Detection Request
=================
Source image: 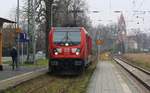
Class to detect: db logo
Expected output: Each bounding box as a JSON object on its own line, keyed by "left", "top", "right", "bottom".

{"left": 64, "top": 48, "right": 70, "bottom": 52}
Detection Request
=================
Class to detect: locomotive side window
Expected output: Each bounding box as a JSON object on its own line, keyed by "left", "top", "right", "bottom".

{"left": 86, "top": 35, "right": 90, "bottom": 50}
{"left": 53, "top": 31, "right": 81, "bottom": 46}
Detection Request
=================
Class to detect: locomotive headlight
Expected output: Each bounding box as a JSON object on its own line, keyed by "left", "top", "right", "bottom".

{"left": 76, "top": 52, "right": 80, "bottom": 55}
{"left": 54, "top": 52, "right": 58, "bottom": 55}
{"left": 53, "top": 48, "right": 61, "bottom": 55}
{"left": 75, "top": 48, "right": 80, "bottom": 55}
{"left": 65, "top": 43, "right": 69, "bottom": 46}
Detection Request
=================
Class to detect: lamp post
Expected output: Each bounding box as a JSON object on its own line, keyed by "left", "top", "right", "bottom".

{"left": 95, "top": 30, "right": 99, "bottom": 61}
{"left": 17, "top": 0, "right": 20, "bottom": 64}
{"left": 33, "top": 0, "right": 37, "bottom": 63}
{"left": 51, "top": 3, "right": 57, "bottom": 27}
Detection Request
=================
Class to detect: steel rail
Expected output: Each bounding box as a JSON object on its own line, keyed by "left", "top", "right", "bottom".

{"left": 112, "top": 56, "right": 150, "bottom": 91}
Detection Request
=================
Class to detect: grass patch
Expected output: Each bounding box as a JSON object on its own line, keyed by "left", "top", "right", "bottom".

{"left": 22, "top": 59, "right": 48, "bottom": 67}
{"left": 123, "top": 53, "right": 150, "bottom": 71}
{"left": 3, "top": 59, "right": 97, "bottom": 93}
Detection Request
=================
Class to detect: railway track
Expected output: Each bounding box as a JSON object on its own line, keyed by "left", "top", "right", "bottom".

{"left": 113, "top": 56, "right": 150, "bottom": 91}
{"left": 0, "top": 57, "right": 97, "bottom": 93}
{"left": 26, "top": 78, "right": 55, "bottom": 93}
{"left": 2, "top": 64, "right": 96, "bottom": 93}
{"left": 58, "top": 78, "right": 75, "bottom": 93}
{"left": 117, "top": 56, "right": 150, "bottom": 75}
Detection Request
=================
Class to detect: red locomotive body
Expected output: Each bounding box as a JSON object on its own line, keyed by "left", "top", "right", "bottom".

{"left": 48, "top": 27, "right": 92, "bottom": 73}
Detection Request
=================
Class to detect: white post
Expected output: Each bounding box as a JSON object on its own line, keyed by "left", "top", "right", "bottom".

{"left": 51, "top": 5, "right": 53, "bottom": 27}
{"left": 17, "top": 0, "right": 20, "bottom": 64}
{"left": 97, "top": 45, "right": 99, "bottom": 61}
{"left": 21, "top": 43, "right": 23, "bottom": 64}
{"left": 26, "top": 42, "right": 28, "bottom": 61}
{"left": 33, "top": 0, "right": 37, "bottom": 63}
{"left": 51, "top": 3, "right": 57, "bottom": 27}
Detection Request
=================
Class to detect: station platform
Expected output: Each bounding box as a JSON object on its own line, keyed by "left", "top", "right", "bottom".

{"left": 0, "top": 64, "right": 47, "bottom": 91}
{"left": 0, "top": 56, "right": 46, "bottom": 81}
{"left": 87, "top": 61, "right": 147, "bottom": 93}
{"left": 0, "top": 64, "right": 46, "bottom": 81}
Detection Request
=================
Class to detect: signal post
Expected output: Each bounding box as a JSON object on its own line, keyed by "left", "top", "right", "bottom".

{"left": 96, "top": 39, "right": 104, "bottom": 61}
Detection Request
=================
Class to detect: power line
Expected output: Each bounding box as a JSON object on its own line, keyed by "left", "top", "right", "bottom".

{"left": 137, "top": 0, "right": 145, "bottom": 10}
{"left": 131, "top": 0, "right": 136, "bottom": 9}
{"left": 132, "top": 0, "right": 146, "bottom": 16}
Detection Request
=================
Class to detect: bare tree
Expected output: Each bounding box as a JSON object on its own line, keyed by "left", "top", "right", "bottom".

{"left": 22, "top": 0, "right": 92, "bottom": 59}
{"left": 95, "top": 24, "right": 119, "bottom": 52}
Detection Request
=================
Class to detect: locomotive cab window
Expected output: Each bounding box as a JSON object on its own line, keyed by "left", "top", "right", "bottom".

{"left": 53, "top": 31, "right": 81, "bottom": 46}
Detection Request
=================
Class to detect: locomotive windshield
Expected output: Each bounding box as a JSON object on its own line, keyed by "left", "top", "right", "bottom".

{"left": 53, "top": 31, "right": 81, "bottom": 46}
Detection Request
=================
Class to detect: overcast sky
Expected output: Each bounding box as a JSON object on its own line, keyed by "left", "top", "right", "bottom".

{"left": 0, "top": 0, "right": 150, "bottom": 32}
{"left": 86, "top": 0, "right": 150, "bottom": 31}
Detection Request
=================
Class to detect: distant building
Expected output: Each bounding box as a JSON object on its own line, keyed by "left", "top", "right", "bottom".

{"left": 126, "top": 33, "right": 150, "bottom": 52}
{"left": 128, "top": 39, "right": 138, "bottom": 50}
{"left": 126, "top": 35, "right": 137, "bottom": 50}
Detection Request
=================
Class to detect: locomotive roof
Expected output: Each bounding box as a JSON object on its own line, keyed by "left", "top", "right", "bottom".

{"left": 55, "top": 27, "right": 81, "bottom": 32}
{"left": 54, "top": 27, "right": 90, "bottom": 36}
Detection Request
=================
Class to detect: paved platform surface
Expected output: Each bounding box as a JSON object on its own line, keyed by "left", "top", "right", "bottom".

{"left": 0, "top": 64, "right": 45, "bottom": 81}
{"left": 87, "top": 61, "right": 141, "bottom": 93}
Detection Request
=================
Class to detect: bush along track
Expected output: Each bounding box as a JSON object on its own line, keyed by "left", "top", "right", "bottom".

{"left": 3, "top": 59, "right": 97, "bottom": 93}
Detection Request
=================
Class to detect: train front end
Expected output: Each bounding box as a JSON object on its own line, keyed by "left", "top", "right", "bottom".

{"left": 49, "top": 27, "right": 86, "bottom": 73}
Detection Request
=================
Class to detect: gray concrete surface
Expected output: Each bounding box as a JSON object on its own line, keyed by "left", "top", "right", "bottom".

{"left": 0, "top": 54, "right": 46, "bottom": 81}
{"left": 87, "top": 61, "right": 133, "bottom": 93}
{"left": 0, "top": 67, "right": 47, "bottom": 90}
{"left": 0, "top": 64, "right": 47, "bottom": 81}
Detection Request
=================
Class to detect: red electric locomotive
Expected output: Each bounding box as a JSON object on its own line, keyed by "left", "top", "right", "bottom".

{"left": 48, "top": 27, "right": 92, "bottom": 73}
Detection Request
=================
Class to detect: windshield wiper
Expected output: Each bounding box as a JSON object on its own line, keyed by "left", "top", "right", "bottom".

{"left": 59, "top": 32, "right": 74, "bottom": 45}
